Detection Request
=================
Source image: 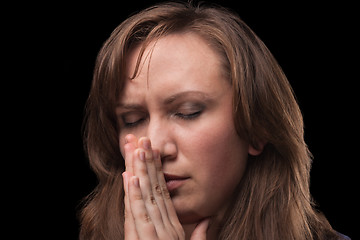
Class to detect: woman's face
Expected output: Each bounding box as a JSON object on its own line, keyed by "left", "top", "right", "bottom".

{"left": 117, "top": 33, "right": 257, "bottom": 224}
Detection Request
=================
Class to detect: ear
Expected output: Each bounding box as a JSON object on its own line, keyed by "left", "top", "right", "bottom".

{"left": 248, "top": 141, "right": 266, "bottom": 156}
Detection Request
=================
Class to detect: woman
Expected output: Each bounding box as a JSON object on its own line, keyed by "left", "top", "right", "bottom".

{"left": 80, "top": 1, "right": 350, "bottom": 239}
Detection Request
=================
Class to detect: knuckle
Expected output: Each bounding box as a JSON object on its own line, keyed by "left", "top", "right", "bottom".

{"left": 161, "top": 185, "right": 171, "bottom": 199}
{"left": 154, "top": 184, "right": 162, "bottom": 195}
{"left": 143, "top": 213, "right": 151, "bottom": 223}
{"left": 149, "top": 194, "right": 156, "bottom": 205}
{"left": 133, "top": 192, "right": 143, "bottom": 201}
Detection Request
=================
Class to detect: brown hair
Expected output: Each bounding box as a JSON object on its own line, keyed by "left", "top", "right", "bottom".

{"left": 80, "top": 1, "right": 340, "bottom": 239}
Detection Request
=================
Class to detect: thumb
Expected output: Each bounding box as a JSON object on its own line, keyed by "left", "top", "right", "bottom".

{"left": 190, "top": 218, "right": 210, "bottom": 240}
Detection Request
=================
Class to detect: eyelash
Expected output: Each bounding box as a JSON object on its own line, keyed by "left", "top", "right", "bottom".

{"left": 121, "top": 110, "right": 202, "bottom": 129}
{"left": 174, "top": 110, "right": 202, "bottom": 120}
{"left": 123, "top": 119, "right": 145, "bottom": 128}
{"left": 121, "top": 116, "right": 146, "bottom": 129}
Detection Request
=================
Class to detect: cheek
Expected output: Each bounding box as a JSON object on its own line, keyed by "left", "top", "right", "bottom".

{"left": 181, "top": 115, "right": 249, "bottom": 184}
{"left": 176, "top": 116, "right": 249, "bottom": 218}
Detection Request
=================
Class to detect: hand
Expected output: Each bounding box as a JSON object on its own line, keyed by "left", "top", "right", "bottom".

{"left": 122, "top": 135, "right": 210, "bottom": 239}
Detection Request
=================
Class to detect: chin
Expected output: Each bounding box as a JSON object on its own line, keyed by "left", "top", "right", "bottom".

{"left": 173, "top": 199, "right": 209, "bottom": 224}
{"left": 178, "top": 212, "right": 206, "bottom": 225}
{"left": 171, "top": 190, "right": 219, "bottom": 224}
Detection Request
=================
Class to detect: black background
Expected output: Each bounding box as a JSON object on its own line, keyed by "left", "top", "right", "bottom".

{"left": 14, "top": 1, "right": 357, "bottom": 239}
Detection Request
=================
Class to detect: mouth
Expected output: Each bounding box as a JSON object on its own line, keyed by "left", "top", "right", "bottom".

{"left": 163, "top": 173, "right": 189, "bottom": 192}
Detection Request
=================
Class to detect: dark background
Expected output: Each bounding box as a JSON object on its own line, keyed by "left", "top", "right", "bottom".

{"left": 19, "top": 1, "right": 356, "bottom": 239}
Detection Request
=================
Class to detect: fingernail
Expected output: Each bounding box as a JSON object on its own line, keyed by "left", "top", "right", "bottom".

{"left": 122, "top": 172, "right": 128, "bottom": 185}
{"left": 125, "top": 135, "right": 131, "bottom": 144}
{"left": 142, "top": 138, "right": 151, "bottom": 150}
{"left": 139, "top": 150, "right": 145, "bottom": 161}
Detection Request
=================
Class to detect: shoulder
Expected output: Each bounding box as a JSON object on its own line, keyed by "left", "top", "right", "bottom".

{"left": 337, "top": 232, "right": 351, "bottom": 240}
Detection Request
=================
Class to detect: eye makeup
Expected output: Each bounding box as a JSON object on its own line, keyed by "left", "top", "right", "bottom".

{"left": 172, "top": 102, "right": 205, "bottom": 120}
{"left": 116, "top": 90, "right": 214, "bottom": 128}
{"left": 119, "top": 111, "right": 147, "bottom": 128}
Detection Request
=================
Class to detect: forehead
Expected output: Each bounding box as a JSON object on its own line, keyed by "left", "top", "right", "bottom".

{"left": 119, "top": 33, "right": 229, "bottom": 104}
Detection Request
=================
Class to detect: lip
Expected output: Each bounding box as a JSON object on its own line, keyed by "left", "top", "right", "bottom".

{"left": 164, "top": 173, "right": 189, "bottom": 192}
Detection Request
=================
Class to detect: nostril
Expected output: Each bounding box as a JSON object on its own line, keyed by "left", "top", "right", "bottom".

{"left": 161, "top": 153, "right": 177, "bottom": 163}
{"left": 159, "top": 142, "right": 177, "bottom": 162}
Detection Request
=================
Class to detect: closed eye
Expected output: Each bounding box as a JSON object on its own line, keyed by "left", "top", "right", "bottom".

{"left": 175, "top": 110, "right": 202, "bottom": 120}
{"left": 119, "top": 112, "right": 147, "bottom": 128}
{"left": 123, "top": 117, "right": 146, "bottom": 128}
{"left": 173, "top": 102, "right": 205, "bottom": 120}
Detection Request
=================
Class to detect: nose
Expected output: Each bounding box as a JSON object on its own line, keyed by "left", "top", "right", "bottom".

{"left": 146, "top": 117, "right": 177, "bottom": 162}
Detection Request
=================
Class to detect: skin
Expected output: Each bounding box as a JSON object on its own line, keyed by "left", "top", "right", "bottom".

{"left": 117, "top": 33, "right": 262, "bottom": 239}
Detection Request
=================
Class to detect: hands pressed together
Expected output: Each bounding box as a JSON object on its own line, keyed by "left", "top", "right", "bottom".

{"left": 122, "top": 134, "right": 210, "bottom": 240}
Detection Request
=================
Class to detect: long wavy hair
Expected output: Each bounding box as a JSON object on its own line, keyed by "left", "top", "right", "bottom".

{"left": 80, "top": 1, "right": 340, "bottom": 239}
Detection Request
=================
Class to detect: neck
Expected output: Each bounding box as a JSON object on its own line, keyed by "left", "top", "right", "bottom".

{"left": 182, "top": 217, "right": 221, "bottom": 240}
{"left": 181, "top": 193, "right": 235, "bottom": 239}
{"left": 183, "top": 223, "right": 197, "bottom": 240}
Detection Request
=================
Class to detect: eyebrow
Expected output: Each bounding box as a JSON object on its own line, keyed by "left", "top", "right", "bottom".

{"left": 116, "top": 91, "right": 212, "bottom": 110}
{"left": 163, "top": 91, "right": 212, "bottom": 105}
{"left": 116, "top": 103, "right": 143, "bottom": 110}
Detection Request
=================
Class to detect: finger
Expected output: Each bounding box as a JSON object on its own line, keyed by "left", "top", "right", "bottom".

{"left": 122, "top": 172, "right": 139, "bottom": 240}
{"left": 125, "top": 134, "right": 138, "bottom": 148}
{"left": 138, "top": 138, "right": 178, "bottom": 236}
{"left": 154, "top": 152, "right": 184, "bottom": 236}
{"left": 128, "top": 176, "right": 158, "bottom": 239}
{"left": 190, "top": 218, "right": 210, "bottom": 240}
{"left": 124, "top": 134, "right": 138, "bottom": 173}
{"left": 132, "top": 147, "right": 166, "bottom": 234}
